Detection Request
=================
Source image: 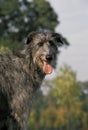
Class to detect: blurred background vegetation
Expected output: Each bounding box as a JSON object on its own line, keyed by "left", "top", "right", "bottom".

{"left": 28, "top": 65, "right": 88, "bottom": 130}
{"left": 0, "top": 0, "right": 58, "bottom": 51}
{"left": 0, "top": 0, "right": 88, "bottom": 130}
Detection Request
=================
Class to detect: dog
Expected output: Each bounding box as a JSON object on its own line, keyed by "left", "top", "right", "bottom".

{"left": 0, "top": 31, "right": 69, "bottom": 130}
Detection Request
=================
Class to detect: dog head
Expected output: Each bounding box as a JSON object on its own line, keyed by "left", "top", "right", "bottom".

{"left": 25, "top": 31, "right": 69, "bottom": 75}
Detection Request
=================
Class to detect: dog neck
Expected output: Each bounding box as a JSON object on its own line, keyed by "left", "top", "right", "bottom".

{"left": 20, "top": 47, "right": 46, "bottom": 92}
{"left": 28, "top": 58, "right": 45, "bottom": 92}
{"left": 20, "top": 50, "right": 45, "bottom": 92}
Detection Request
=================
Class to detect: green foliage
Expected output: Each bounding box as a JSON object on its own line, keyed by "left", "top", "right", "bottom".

{"left": 51, "top": 65, "right": 81, "bottom": 105}
{"left": 0, "top": 0, "right": 61, "bottom": 52}
{"left": 0, "top": 0, "right": 69, "bottom": 52}
{"left": 0, "top": 38, "right": 22, "bottom": 53}
{"left": 0, "top": 0, "right": 19, "bottom": 15}
{"left": 28, "top": 65, "right": 88, "bottom": 130}
{"left": 0, "top": 0, "right": 58, "bottom": 42}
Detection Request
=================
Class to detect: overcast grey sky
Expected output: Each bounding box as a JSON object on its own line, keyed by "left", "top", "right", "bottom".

{"left": 47, "top": 0, "right": 88, "bottom": 81}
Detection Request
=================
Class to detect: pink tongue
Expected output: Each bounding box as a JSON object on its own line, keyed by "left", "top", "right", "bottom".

{"left": 43, "top": 61, "right": 53, "bottom": 74}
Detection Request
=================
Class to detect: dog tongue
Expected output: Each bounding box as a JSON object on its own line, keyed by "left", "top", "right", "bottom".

{"left": 43, "top": 61, "right": 53, "bottom": 74}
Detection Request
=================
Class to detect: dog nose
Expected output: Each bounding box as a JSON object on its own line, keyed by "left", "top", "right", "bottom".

{"left": 46, "top": 54, "right": 53, "bottom": 61}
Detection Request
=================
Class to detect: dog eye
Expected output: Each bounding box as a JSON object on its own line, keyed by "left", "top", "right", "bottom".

{"left": 49, "top": 40, "right": 54, "bottom": 45}
{"left": 38, "top": 42, "right": 43, "bottom": 46}
{"left": 49, "top": 40, "right": 55, "bottom": 47}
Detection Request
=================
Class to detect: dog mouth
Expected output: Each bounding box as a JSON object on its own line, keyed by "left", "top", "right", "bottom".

{"left": 42, "top": 60, "right": 53, "bottom": 74}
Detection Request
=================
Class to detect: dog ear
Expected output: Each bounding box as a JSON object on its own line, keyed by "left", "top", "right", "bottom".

{"left": 51, "top": 33, "right": 69, "bottom": 47}
{"left": 26, "top": 32, "right": 37, "bottom": 44}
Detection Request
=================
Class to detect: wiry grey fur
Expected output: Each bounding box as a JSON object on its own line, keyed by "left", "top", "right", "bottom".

{"left": 0, "top": 31, "right": 69, "bottom": 130}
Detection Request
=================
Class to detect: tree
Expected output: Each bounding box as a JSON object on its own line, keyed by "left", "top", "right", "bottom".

{"left": 0, "top": 0, "right": 69, "bottom": 52}
{"left": 0, "top": 0, "right": 59, "bottom": 42}
{"left": 27, "top": 65, "right": 88, "bottom": 130}
{"left": 46, "top": 65, "right": 84, "bottom": 130}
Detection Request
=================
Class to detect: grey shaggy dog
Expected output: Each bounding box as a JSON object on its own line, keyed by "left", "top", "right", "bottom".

{"left": 0, "top": 31, "right": 69, "bottom": 130}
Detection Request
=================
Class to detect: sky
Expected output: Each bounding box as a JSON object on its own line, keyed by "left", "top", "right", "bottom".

{"left": 47, "top": 0, "right": 88, "bottom": 81}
